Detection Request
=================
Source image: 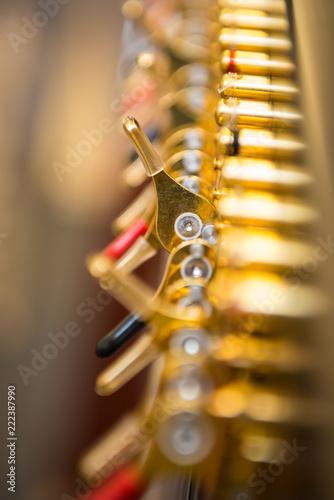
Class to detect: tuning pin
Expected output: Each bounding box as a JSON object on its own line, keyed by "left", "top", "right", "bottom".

{"left": 123, "top": 116, "right": 217, "bottom": 252}
{"left": 209, "top": 268, "right": 327, "bottom": 333}
{"left": 218, "top": 0, "right": 287, "bottom": 15}
{"left": 218, "top": 157, "right": 313, "bottom": 193}
{"left": 218, "top": 127, "right": 306, "bottom": 161}
{"left": 217, "top": 226, "right": 314, "bottom": 272}
{"left": 221, "top": 50, "right": 295, "bottom": 77}
{"left": 219, "top": 9, "right": 289, "bottom": 31}
{"left": 216, "top": 99, "right": 303, "bottom": 129}
{"left": 219, "top": 29, "right": 292, "bottom": 53}
{"left": 219, "top": 74, "right": 299, "bottom": 102}
{"left": 208, "top": 381, "right": 325, "bottom": 427}
{"left": 216, "top": 191, "right": 318, "bottom": 229}
{"left": 212, "top": 334, "right": 314, "bottom": 374}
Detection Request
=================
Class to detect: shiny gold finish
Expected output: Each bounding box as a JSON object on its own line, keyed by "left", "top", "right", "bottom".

{"left": 209, "top": 269, "right": 326, "bottom": 322}
{"left": 123, "top": 116, "right": 216, "bottom": 252}
{"left": 115, "top": 235, "right": 158, "bottom": 275}
{"left": 216, "top": 98, "right": 303, "bottom": 128}
{"left": 221, "top": 50, "right": 295, "bottom": 76}
{"left": 217, "top": 227, "right": 314, "bottom": 270}
{"left": 83, "top": 2, "right": 327, "bottom": 497}
{"left": 218, "top": 0, "right": 287, "bottom": 14}
{"left": 219, "top": 157, "right": 313, "bottom": 191}
{"left": 156, "top": 238, "right": 216, "bottom": 296}
{"left": 212, "top": 334, "right": 313, "bottom": 373}
{"left": 218, "top": 126, "right": 306, "bottom": 160}
{"left": 208, "top": 382, "right": 323, "bottom": 426}
{"left": 217, "top": 191, "right": 318, "bottom": 228}
{"left": 122, "top": 156, "right": 155, "bottom": 188}
{"left": 112, "top": 185, "right": 155, "bottom": 232}
{"left": 166, "top": 150, "right": 215, "bottom": 184}
{"left": 219, "top": 9, "right": 289, "bottom": 31}
{"left": 219, "top": 28, "right": 292, "bottom": 53}
{"left": 87, "top": 254, "right": 154, "bottom": 319}
{"left": 123, "top": 116, "right": 165, "bottom": 177}
{"left": 220, "top": 74, "right": 299, "bottom": 102}
{"left": 95, "top": 335, "right": 159, "bottom": 396}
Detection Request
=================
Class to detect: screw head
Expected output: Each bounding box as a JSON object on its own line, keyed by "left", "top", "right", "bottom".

{"left": 175, "top": 212, "right": 203, "bottom": 240}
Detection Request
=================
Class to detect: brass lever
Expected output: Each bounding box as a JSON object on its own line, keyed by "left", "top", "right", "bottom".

{"left": 123, "top": 116, "right": 217, "bottom": 252}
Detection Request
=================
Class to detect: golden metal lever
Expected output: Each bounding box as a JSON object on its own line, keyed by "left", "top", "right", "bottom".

{"left": 123, "top": 116, "right": 217, "bottom": 252}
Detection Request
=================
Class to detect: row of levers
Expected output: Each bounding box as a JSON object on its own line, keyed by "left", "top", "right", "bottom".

{"left": 82, "top": 1, "right": 327, "bottom": 499}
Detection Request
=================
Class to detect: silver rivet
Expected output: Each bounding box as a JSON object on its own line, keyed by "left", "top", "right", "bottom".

{"left": 175, "top": 213, "right": 202, "bottom": 240}
{"left": 156, "top": 413, "right": 215, "bottom": 466}
{"left": 201, "top": 224, "right": 218, "bottom": 245}
{"left": 170, "top": 328, "right": 209, "bottom": 358}
{"left": 181, "top": 256, "right": 212, "bottom": 281}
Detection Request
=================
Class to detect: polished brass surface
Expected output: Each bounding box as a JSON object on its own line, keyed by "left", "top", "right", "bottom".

{"left": 219, "top": 157, "right": 313, "bottom": 191}
{"left": 218, "top": 0, "right": 287, "bottom": 14}
{"left": 219, "top": 9, "right": 289, "bottom": 31}
{"left": 220, "top": 74, "right": 299, "bottom": 101}
{"left": 221, "top": 50, "right": 295, "bottom": 76}
{"left": 82, "top": 1, "right": 329, "bottom": 498}
{"left": 218, "top": 126, "right": 306, "bottom": 160}
{"left": 216, "top": 98, "right": 303, "bottom": 128}
{"left": 219, "top": 28, "right": 292, "bottom": 53}
{"left": 95, "top": 334, "right": 159, "bottom": 396}
{"left": 123, "top": 116, "right": 217, "bottom": 252}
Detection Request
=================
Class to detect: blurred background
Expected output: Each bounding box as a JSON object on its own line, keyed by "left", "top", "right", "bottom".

{"left": 0, "top": 1, "right": 156, "bottom": 498}
{"left": 1, "top": 1, "right": 334, "bottom": 499}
